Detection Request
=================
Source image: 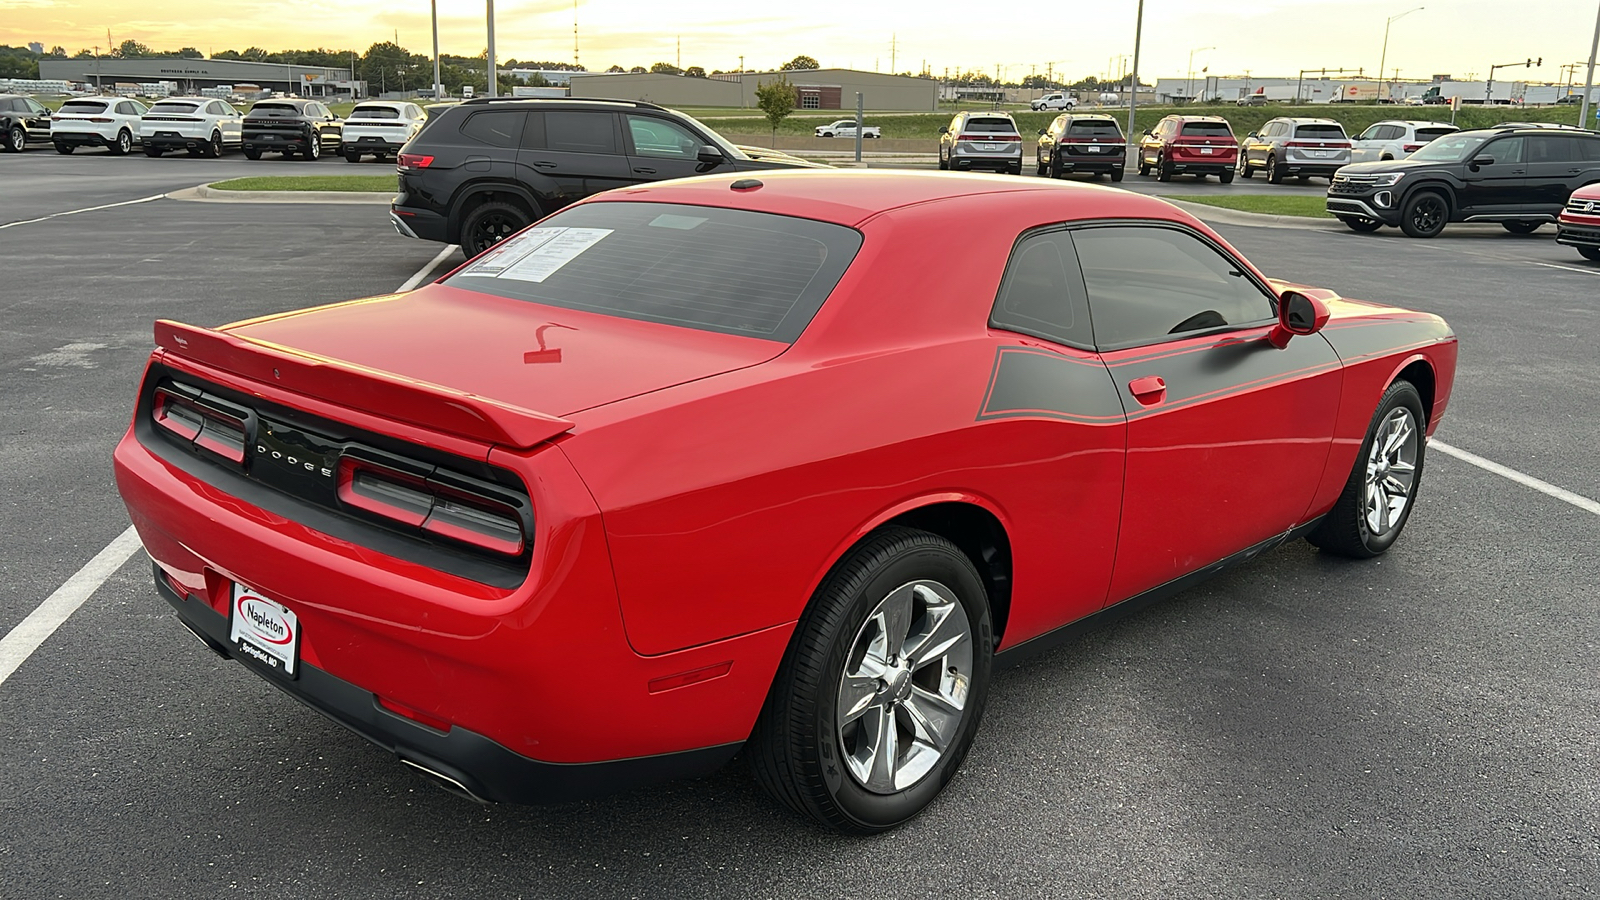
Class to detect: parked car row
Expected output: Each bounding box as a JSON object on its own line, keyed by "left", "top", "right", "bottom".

{"left": 0, "top": 95, "right": 427, "bottom": 162}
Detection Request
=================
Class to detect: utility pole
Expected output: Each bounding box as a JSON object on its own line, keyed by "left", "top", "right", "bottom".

{"left": 1128, "top": 0, "right": 1144, "bottom": 143}
{"left": 1378, "top": 7, "right": 1424, "bottom": 104}
{"left": 573, "top": 0, "right": 580, "bottom": 68}
{"left": 677, "top": 36, "right": 681, "bottom": 72}
{"left": 432, "top": 0, "right": 442, "bottom": 99}
{"left": 487, "top": 0, "right": 497, "bottom": 97}
{"left": 890, "top": 34, "right": 897, "bottom": 74}
{"left": 1582, "top": 1, "right": 1599, "bottom": 130}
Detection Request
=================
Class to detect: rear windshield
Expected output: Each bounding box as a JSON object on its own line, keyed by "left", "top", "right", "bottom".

{"left": 1415, "top": 127, "right": 1456, "bottom": 140}
{"left": 446, "top": 201, "right": 863, "bottom": 343}
{"left": 1294, "top": 124, "right": 1346, "bottom": 139}
{"left": 60, "top": 100, "right": 107, "bottom": 113}
{"left": 250, "top": 103, "right": 298, "bottom": 113}
{"left": 1068, "top": 120, "right": 1122, "bottom": 138}
{"left": 964, "top": 118, "right": 1017, "bottom": 134}
{"left": 352, "top": 105, "right": 402, "bottom": 119}
{"left": 1180, "top": 122, "right": 1233, "bottom": 137}
{"left": 150, "top": 102, "right": 199, "bottom": 114}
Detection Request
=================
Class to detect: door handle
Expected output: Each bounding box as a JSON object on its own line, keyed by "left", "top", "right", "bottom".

{"left": 532, "top": 161, "right": 557, "bottom": 169}
{"left": 632, "top": 166, "right": 657, "bottom": 174}
{"left": 1128, "top": 375, "right": 1167, "bottom": 405}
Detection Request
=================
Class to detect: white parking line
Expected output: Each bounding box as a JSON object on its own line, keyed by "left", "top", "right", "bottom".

{"left": 1530, "top": 262, "right": 1600, "bottom": 277}
{"left": 0, "top": 194, "right": 166, "bottom": 230}
{"left": 1432, "top": 440, "right": 1600, "bottom": 516}
{"left": 0, "top": 248, "right": 465, "bottom": 689}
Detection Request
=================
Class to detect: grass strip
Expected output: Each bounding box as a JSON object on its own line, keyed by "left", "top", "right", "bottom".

{"left": 207, "top": 175, "right": 396, "bottom": 193}
{"left": 1167, "top": 194, "right": 1335, "bottom": 219}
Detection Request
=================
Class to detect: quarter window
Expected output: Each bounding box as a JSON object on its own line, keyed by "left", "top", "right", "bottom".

{"left": 460, "top": 110, "right": 527, "bottom": 148}
{"left": 989, "top": 230, "right": 1094, "bottom": 349}
{"left": 1529, "top": 135, "right": 1575, "bottom": 164}
{"left": 1072, "top": 226, "right": 1276, "bottom": 349}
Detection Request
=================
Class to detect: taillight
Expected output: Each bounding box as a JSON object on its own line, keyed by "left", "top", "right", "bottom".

{"left": 337, "top": 453, "right": 529, "bottom": 557}
{"left": 1287, "top": 141, "right": 1350, "bottom": 148}
{"left": 89, "top": 117, "right": 114, "bottom": 123}
{"left": 957, "top": 134, "right": 1020, "bottom": 142}
{"left": 397, "top": 152, "right": 434, "bottom": 170}
{"left": 1402, "top": 143, "right": 1423, "bottom": 152}
{"left": 152, "top": 384, "right": 249, "bottom": 465}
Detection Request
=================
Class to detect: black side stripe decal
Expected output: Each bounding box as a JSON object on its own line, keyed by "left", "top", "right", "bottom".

{"left": 977, "top": 346, "right": 1126, "bottom": 423}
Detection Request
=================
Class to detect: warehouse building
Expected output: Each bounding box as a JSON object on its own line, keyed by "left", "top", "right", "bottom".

{"left": 38, "top": 57, "right": 357, "bottom": 98}
{"left": 569, "top": 68, "right": 938, "bottom": 111}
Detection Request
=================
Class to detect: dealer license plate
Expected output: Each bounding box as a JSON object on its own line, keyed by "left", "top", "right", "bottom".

{"left": 229, "top": 582, "right": 300, "bottom": 679}
{"left": 1200, "top": 147, "right": 1213, "bottom": 154}
{"left": 1088, "top": 145, "right": 1102, "bottom": 153}
{"left": 982, "top": 143, "right": 998, "bottom": 151}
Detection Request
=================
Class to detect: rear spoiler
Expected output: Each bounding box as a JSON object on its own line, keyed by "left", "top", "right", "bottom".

{"left": 153, "top": 319, "right": 574, "bottom": 450}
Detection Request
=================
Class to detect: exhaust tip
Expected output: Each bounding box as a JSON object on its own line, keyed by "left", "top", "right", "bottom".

{"left": 399, "top": 757, "right": 490, "bottom": 804}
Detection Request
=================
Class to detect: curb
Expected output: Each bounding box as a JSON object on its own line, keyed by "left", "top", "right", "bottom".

{"left": 168, "top": 183, "right": 396, "bottom": 204}
{"left": 1160, "top": 198, "right": 1343, "bottom": 231}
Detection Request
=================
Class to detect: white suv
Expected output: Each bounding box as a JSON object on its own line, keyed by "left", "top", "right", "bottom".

{"left": 1350, "top": 120, "right": 1459, "bottom": 163}
{"left": 139, "top": 97, "right": 243, "bottom": 158}
{"left": 1030, "top": 93, "right": 1078, "bottom": 111}
{"left": 340, "top": 101, "right": 428, "bottom": 163}
{"left": 52, "top": 97, "right": 147, "bottom": 155}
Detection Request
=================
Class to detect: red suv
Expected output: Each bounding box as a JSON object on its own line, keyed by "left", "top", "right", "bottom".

{"left": 1557, "top": 183, "right": 1600, "bottom": 262}
{"left": 1137, "top": 115, "right": 1238, "bottom": 183}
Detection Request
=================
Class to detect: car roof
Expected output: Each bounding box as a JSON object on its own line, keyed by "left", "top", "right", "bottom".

{"left": 579, "top": 169, "right": 1192, "bottom": 229}
{"left": 1065, "top": 114, "right": 1117, "bottom": 121}
{"left": 962, "top": 111, "right": 1015, "bottom": 117}
{"left": 150, "top": 97, "right": 213, "bottom": 103}
{"left": 1171, "top": 115, "right": 1229, "bottom": 122}
{"left": 1276, "top": 117, "right": 1340, "bottom": 125}
{"left": 354, "top": 99, "right": 411, "bottom": 107}
{"left": 1373, "top": 120, "right": 1456, "bottom": 128}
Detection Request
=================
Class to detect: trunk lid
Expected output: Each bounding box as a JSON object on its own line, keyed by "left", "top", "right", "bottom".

{"left": 218, "top": 282, "right": 788, "bottom": 422}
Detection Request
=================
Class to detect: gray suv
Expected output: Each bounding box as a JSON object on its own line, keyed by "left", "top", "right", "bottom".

{"left": 1239, "top": 117, "right": 1352, "bottom": 183}
{"left": 939, "top": 112, "right": 1024, "bottom": 175}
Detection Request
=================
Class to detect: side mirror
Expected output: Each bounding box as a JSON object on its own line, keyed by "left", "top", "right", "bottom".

{"left": 1267, "top": 291, "right": 1330, "bottom": 349}
{"left": 1037, "top": 128, "right": 1047, "bottom": 136}
{"left": 1470, "top": 156, "right": 1495, "bottom": 168}
{"left": 696, "top": 144, "right": 724, "bottom": 166}
{"left": 938, "top": 125, "right": 949, "bottom": 134}
{"left": 1142, "top": 130, "right": 1152, "bottom": 137}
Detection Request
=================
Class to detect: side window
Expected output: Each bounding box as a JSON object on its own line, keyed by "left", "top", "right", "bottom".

{"left": 1529, "top": 135, "right": 1574, "bottom": 164}
{"left": 460, "top": 109, "right": 527, "bottom": 148}
{"left": 1358, "top": 125, "right": 1383, "bottom": 141}
{"left": 1072, "top": 226, "right": 1277, "bottom": 350}
{"left": 1486, "top": 136, "right": 1524, "bottom": 164}
{"left": 989, "top": 230, "right": 1094, "bottom": 349}
{"left": 625, "top": 114, "right": 702, "bottom": 159}
{"left": 1577, "top": 137, "right": 1600, "bottom": 162}
{"left": 545, "top": 110, "right": 618, "bottom": 154}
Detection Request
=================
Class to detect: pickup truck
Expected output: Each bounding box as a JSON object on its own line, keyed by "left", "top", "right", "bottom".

{"left": 814, "top": 120, "right": 881, "bottom": 139}
{"left": 1030, "top": 93, "right": 1078, "bottom": 111}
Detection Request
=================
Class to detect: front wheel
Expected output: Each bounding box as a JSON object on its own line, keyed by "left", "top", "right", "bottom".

{"left": 1239, "top": 156, "right": 1255, "bottom": 178}
{"left": 1339, "top": 216, "right": 1384, "bottom": 233}
{"left": 1307, "top": 381, "right": 1427, "bottom": 558}
{"left": 1501, "top": 221, "right": 1542, "bottom": 234}
{"left": 1156, "top": 154, "right": 1172, "bottom": 182}
{"left": 1266, "top": 154, "right": 1284, "bottom": 184}
{"left": 937, "top": 150, "right": 948, "bottom": 171}
{"left": 1400, "top": 191, "right": 1448, "bottom": 238}
{"left": 459, "top": 200, "right": 532, "bottom": 256}
{"left": 1109, "top": 168, "right": 1123, "bottom": 183}
{"left": 748, "top": 527, "right": 993, "bottom": 834}
{"left": 55, "top": 141, "right": 72, "bottom": 154}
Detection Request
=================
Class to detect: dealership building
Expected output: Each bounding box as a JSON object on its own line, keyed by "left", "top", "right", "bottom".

{"left": 38, "top": 57, "right": 358, "bottom": 97}
{"left": 569, "top": 68, "right": 938, "bottom": 111}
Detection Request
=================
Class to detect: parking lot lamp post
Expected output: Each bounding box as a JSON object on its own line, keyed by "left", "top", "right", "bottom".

{"left": 1378, "top": 7, "right": 1423, "bottom": 103}
{"left": 432, "top": 0, "right": 443, "bottom": 100}
{"left": 1186, "top": 46, "right": 1215, "bottom": 102}
{"left": 487, "top": 0, "right": 498, "bottom": 98}
{"left": 1583, "top": 1, "right": 1600, "bottom": 129}
{"left": 1128, "top": 0, "right": 1144, "bottom": 141}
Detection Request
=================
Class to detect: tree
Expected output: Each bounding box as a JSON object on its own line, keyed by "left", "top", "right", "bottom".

{"left": 606, "top": 64, "right": 625, "bottom": 73}
{"left": 177, "top": 47, "right": 204, "bottom": 59}
{"left": 649, "top": 62, "right": 680, "bottom": 75}
{"left": 755, "top": 76, "right": 795, "bottom": 145}
{"left": 684, "top": 66, "right": 706, "bottom": 78}
{"left": 49, "top": 46, "right": 66, "bottom": 57}
{"left": 113, "top": 39, "right": 151, "bottom": 59}
{"left": 780, "top": 55, "right": 819, "bottom": 71}
{"left": 629, "top": 65, "right": 647, "bottom": 74}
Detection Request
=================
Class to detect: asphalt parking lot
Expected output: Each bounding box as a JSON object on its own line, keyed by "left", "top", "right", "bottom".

{"left": 2, "top": 150, "right": 1598, "bottom": 899}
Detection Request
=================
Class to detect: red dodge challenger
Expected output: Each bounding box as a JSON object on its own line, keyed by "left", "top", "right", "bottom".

{"left": 114, "top": 171, "right": 1457, "bottom": 833}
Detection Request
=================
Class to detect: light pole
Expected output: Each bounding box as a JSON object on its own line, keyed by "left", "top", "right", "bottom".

{"left": 1378, "top": 7, "right": 1423, "bottom": 103}
{"left": 1127, "top": 0, "right": 1144, "bottom": 140}
{"left": 1582, "top": 1, "right": 1600, "bottom": 129}
{"left": 1186, "top": 46, "right": 1215, "bottom": 102}
{"left": 431, "top": 0, "right": 442, "bottom": 99}
{"left": 486, "top": 0, "right": 498, "bottom": 98}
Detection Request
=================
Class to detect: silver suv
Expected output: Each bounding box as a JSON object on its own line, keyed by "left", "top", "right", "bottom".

{"left": 939, "top": 111, "right": 1024, "bottom": 175}
{"left": 1350, "top": 120, "right": 1459, "bottom": 163}
{"left": 1239, "top": 117, "right": 1352, "bottom": 183}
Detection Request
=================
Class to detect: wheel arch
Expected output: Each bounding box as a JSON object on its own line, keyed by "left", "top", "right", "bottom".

{"left": 1391, "top": 355, "right": 1436, "bottom": 427}
{"left": 447, "top": 181, "right": 543, "bottom": 235}
{"left": 1399, "top": 180, "right": 1456, "bottom": 217}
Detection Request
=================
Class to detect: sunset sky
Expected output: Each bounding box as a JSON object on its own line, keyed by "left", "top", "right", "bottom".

{"left": 4, "top": 0, "right": 1597, "bottom": 84}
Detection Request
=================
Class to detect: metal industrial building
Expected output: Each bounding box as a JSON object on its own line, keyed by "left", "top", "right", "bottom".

{"left": 38, "top": 57, "right": 356, "bottom": 97}
{"left": 569, "top": 68, "right": 938, "bottom": 111}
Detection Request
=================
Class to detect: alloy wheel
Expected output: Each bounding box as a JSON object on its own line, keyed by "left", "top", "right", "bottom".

{"left": 1362, "top": 407, "right": 1418, "bottom": 536}
{"left": 835, "top": 580, "right": 974, "bottom": 795}
{"left": 118, "top": 131, "right": 131, "bottom": 154}
{"left": 7, "top": 126, "right": 23, "bottom": 152}
{"left": 1408, "top": 196, "right": 1444, "bottom": 234}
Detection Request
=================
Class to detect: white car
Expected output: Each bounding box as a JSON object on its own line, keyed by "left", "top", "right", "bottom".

{"left": 138, "top": 97, "right": 243, "bottom": 158}
{"left": 1350, "top": 120, "right": 1460, "bottom": 163}
{"left": 813, "top": 119, "right": 881, "bottom": 139}
{"left": 1030, "top": 93, "right": 1078, "bottom": 111}
{"left": 52, "top": 97, "right": 147, "bottom": 155}
{"left": 341, "top": 101, "right": 428, "bottom": 162}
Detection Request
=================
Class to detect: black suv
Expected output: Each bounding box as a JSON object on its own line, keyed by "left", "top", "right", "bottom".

{"left": 0, "top": 94, "right": 52, "bottom": 152}
{"left": 241, "top": 98, "right": 342, "bottom": 161}
{"left": 390, "top": 97, "right": 825, "bottom": 255}
{"left": 1035, "top": 113, "right": 1125, "bottom": 181}
{"left": 1327, "top": 126, "right": 1600, "bottom": 237}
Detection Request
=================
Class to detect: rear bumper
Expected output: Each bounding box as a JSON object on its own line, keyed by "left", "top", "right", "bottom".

{"left": 152, "top": 567, "right": 739, "bottom": 804}
{"left": 140, "top": 130, "right": 211, "bottom": 150}
{"left": 242, "top": 132, "right": 314, "bottom": 152}
{"left": 1055, "top": 151, "right": 1125, "bottom": 173}
{"left": 342, "top": 136, "right": 407, "bottom": 154}
{"left": 53, "top": 130, "right": 116, "bottom": 146}
{"left": 1280, "top": 160, "right": 1346, "bottom": 177}
{"left": 1167, "top": 159, "right": 1234, "bottom": 175}
{"left": 390, "top": 203, "right": 449, "bottom": 242}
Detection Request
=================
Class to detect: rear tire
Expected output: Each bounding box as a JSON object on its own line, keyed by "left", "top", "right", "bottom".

{"left": 1008, "top": 162, "right": 1022, "bottom": 176}
{"left": 1157, "top": 153, "right": 1172, "bottom": 182}
{"left": 937, "top": 150, "right": 948, "bottom": 171}
{"left": 1109, "top": 168, "right": 1123, "bottom": 182}
{"left": 110, "top": 129, "right": 132, "bottom": 156}
{"left": 4, "top": 125, "right": 24, "bottom": 152}
{"left": 1239, "top": 157, "right": 1255, "bottom": 178}
{"left": 747, "top": 527, "right": 993, "bottom": 835}
{"left": 1501, "top": 221, "right": 1542, "bottom": 234}
{"left": 1219, "top": 170, "right": 1234, "bottom": 184}
{"left": 55, "top": 141, "right": 72, "bottom": 154}
{"left": 1307, "top": 381, "right": 1427, "bottom": 559}
{"left": 459, "top": 200, "right": 532, "bottom": 257}
{"left": 144, "top": 146, "right": 163, "bottom": 157}
{"left": 205, "top": 131, "right": 224, "bottom": 158}
{"left": 243, "top": 147, "right": 262, "bottom": 160}
{"left": 344, "top": 149, "right": 362, "bottom": 163}
{"left": 301, "top": 130, "right": 321, "bottom": 160}
{"left": 1266, "top": 154, "right": 1284, "bottom": 184}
